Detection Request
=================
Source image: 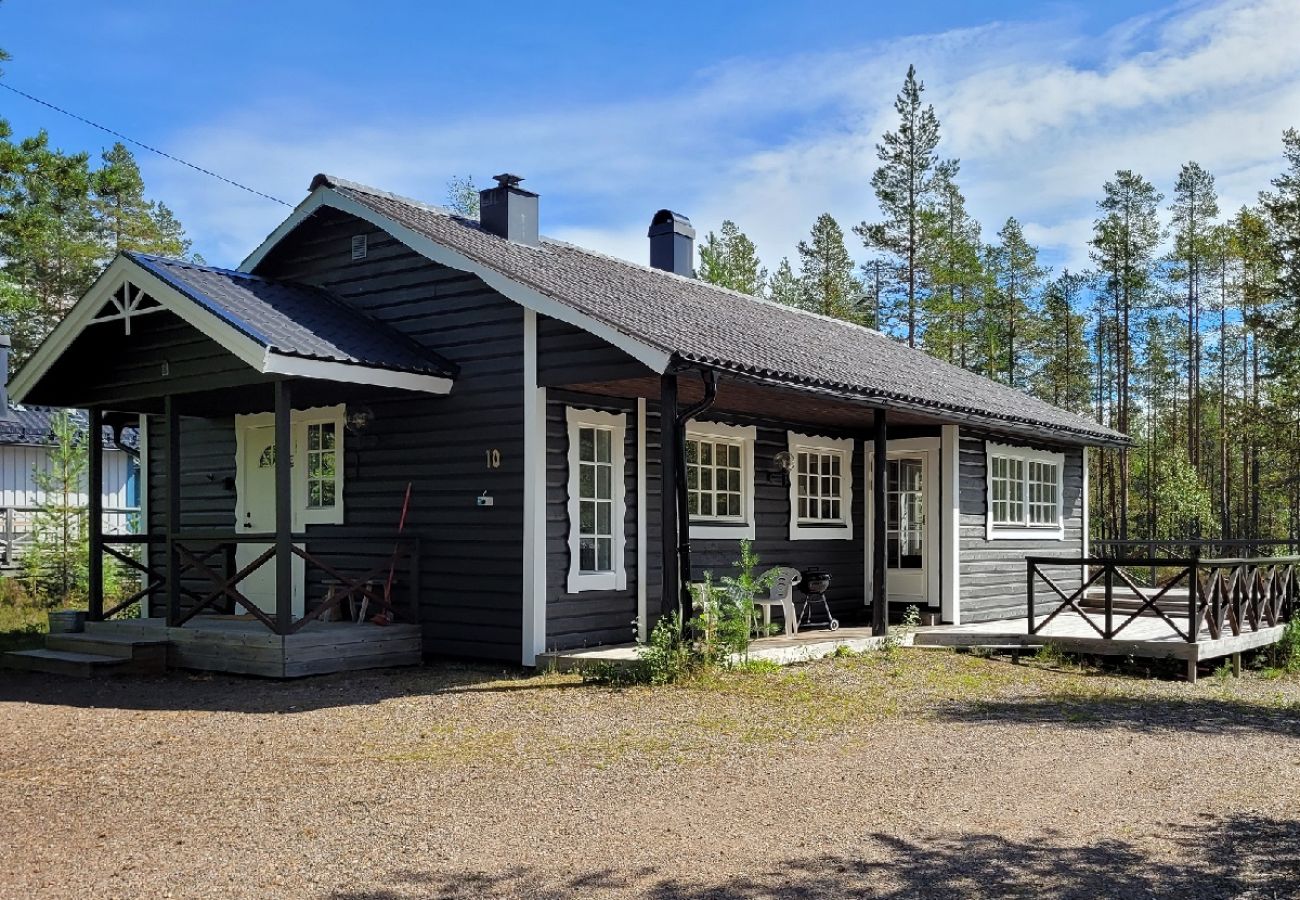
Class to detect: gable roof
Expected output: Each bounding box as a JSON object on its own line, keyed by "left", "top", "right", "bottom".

{"left": 245, "top": 175, "right": 1125, "bottom": 446}
{"left": 10, "top": 252, "right": 457, "bottom": 405}
{"left": 128, "top": 253, "right": 457, "bottom": 380}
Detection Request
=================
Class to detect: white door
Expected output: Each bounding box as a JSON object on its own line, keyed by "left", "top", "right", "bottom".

{"left": 236, "top": 425, "right": 304, "bottom": 618}
{"left": 867, "top": 441, "right": 940, "bottom": 607}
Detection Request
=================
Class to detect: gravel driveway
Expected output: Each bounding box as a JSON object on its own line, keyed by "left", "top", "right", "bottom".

{"left": 1, "top": 650, "right": 1297, "bottom": 899}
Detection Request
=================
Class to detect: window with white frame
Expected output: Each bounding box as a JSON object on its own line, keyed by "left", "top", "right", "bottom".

{"left": 305, "top": 421, "right": 338, "bottom": 509}
{"left": 788, "top": 432, "right": 854, "bottom": 540}
{"left": 566, "top": 407, "right": 627, "bottom": 593}
{"left": 685, "top": 421, "right": 755, "bottom": 539}
{"left": 985, "top": 442, "right": 1065, "bottom": 540}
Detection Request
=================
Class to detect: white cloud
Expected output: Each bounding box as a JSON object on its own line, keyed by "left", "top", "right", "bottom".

{"left": 153, "top": 0, "right": 1300, "bottom": 280}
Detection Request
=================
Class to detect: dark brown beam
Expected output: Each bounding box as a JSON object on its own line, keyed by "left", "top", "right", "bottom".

{"left": 87, "top": 406, "right": 104, "bottom": 621}
{"left": 164, "top": 396, "right": 181, "bottom": 625}
{"left": 659, "top": 373, "right": 679, "bottom": 620}
{"left": 872, "top": 409, "right": 889, "bottom": 637}
{"left": 274, "top": 380, "right": 294, "bottom": 634}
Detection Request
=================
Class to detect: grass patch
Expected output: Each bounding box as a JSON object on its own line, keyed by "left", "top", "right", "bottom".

{"left": 0, "top": 598, "right": 48, "bottom": 653}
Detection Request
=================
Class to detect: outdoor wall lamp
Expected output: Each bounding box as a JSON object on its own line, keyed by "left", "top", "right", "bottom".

{"left": 345, "top": 405, "right": 375, "bottom": 433}
{"left": 769, "top": 450, "right": 794, "bottom": 486}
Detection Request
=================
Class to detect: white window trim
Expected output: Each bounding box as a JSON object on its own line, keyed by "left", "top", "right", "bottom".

{"left": 787, "top": 432, "right": 854, "bottom": 541}
{"left": 685, "top": 420, "right": 756, "bottom": 540}
{"left": 234, "top": 404, "right": 346, "bottom": 530}
{"left": 565, "top": 407, "right": 628, "bottom": 594}
{"left": 985, "top": 441, "right": 1065, "bottom": 541}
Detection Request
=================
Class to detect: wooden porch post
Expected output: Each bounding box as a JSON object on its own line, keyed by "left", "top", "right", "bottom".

{"left": 87, "top": 407, "right": 104, "bottom": 622}
{"left": 164, "top": 396, "right": 181, "bottom": 625}
{"left": 274, "top": 380, "right": 294, "bottom": 635}
{"left": 659, "top": 373, "right": 680, "bottom": 620}
{"left": 872, "top": 408, "right": 888, "bottom": 636}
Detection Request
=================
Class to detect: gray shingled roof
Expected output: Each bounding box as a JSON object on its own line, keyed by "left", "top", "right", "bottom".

{"left": 128, "top": 252, "right": 456, "bottom": 378}
{"left": 0, "top": 405, "right": 130, "bottom": 449}
{"left": 312, "top": 175, "right": 1125, "bottom": 446}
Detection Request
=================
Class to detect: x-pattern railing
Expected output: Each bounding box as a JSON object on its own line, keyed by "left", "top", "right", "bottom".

{"left": 1027, "top": 555, "right": 1299, "bottom": 644}
{"left": 100, "top": 533, "right": 420, "bottom": 633}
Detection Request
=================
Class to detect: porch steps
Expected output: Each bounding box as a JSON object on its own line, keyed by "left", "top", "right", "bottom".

{"left": 2, "top": 631, "right": 168, "bottom": 678}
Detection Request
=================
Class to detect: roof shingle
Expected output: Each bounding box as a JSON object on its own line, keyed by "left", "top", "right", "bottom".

{"left": 313, "top": 175, "right": 1124, "bottom": 445}
{"left": 128, "top": 252, "right": 456, "bottom": 378}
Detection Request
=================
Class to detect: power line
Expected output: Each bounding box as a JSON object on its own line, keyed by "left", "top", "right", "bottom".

{"left": 0, "top": 81, "right": 292, "bottom": 207}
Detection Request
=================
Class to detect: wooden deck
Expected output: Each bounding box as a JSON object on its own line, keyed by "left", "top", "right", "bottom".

{"left": 81, "top": 617, "right": 423, "bottom": 678}
{"left": 915, "top": 610, "right": 1287, "bottom": 680}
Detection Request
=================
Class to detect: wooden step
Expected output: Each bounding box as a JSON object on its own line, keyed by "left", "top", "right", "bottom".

{"left": 45, "top": 633, "right": 168, "bottom": 667}
{"left": 2, "top": 648, "right": 131, "bottom": 678}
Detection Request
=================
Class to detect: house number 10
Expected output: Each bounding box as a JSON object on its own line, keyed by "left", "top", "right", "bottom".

{"left": 485, "top": 449, "right": 501, "bottom": 469}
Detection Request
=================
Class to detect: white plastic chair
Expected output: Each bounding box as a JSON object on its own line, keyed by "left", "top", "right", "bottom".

{"left": 753, "top": 567, "right": 802, "bottom": 637}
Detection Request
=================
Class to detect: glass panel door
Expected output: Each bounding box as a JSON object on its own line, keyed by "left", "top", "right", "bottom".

{"left": 887, "top": 457, "right": 925, "bottom": 570}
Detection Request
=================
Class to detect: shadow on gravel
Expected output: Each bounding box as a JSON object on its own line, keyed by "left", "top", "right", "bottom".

{"left": 0, "top": 661, "right": 570, "bottom": 714}
{"left": 935, "top": 694, "right": 1300, "bottom": 737}
{"left": 330, "top": 814, "right": 1300, "bottom": 900}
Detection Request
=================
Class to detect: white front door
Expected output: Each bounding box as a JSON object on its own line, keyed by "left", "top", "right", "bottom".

{"left": 867, "top": 439, "right": 941, "bottom": 607}
{"left": 236, "top": 424, "right": 304, "bottom": 618}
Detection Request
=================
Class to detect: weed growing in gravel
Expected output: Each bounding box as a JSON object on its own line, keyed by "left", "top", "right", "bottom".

{"left": 1035, "top": 641, "right": 1074, "bottom": 669}
{"left": 879, "top": 605, "right": 921, "bottom": 655}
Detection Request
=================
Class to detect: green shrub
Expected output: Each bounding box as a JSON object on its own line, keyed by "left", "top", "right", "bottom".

{"left": 1270, "top": 613, "right": 1300, "bottom": 674}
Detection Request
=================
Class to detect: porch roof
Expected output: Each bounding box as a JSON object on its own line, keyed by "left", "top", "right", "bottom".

{"left": 10, "top": 252, "right": 457, "bottom": 407}
{"left": 242, "top": 174, "right": 1128, "bottom": 448}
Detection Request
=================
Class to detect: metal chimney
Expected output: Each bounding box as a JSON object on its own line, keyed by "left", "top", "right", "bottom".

{"left": 648, "top": 209, "right": 695, "bottom": 277}
{"left": 478, "top": 173, "right": 539, "bottom": 246}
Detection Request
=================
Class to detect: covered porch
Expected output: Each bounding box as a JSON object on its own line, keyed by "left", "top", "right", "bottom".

{"left": 5, "top": 252, "right": 454, "bottom": 677}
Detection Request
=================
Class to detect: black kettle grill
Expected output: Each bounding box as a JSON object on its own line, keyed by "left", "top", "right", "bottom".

{"left": 797, "top": 567, "right": 838, "bottom": 631}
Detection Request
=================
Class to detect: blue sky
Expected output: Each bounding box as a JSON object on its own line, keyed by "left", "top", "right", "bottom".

{"left": 3, "top": 0, "right": 1298, "bottom": 273}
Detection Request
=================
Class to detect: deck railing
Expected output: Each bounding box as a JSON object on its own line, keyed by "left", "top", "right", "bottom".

{"left": 100, "top": 532, "right": 421, "bottom": 632}
{"left": 1027, "top": 555, "right": 1299, "bottom": 643}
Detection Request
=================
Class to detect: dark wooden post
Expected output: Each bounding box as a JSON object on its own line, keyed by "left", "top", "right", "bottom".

{"left": 164, "top": 396, "right": 181, "bottom": 625}
{"left": 274, "top": 380, "right": 294, "bottom": 635}
{"left": 87, "top": 407, "right": 104, "bottom": 621}
{"left": 659, "top": 373, "right": 680, "bottom": 620}
{"left": 872, "top": 408, "right": 888, "bottom": 637}
{"left": 1026, "top": 560, "right": 1036, "bottom": 635}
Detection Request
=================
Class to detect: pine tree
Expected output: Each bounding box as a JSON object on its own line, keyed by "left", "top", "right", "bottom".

{"left": 1167, "top": 161, "right": 1220, "bottom": 471}
{"left": 22, "top": 411, "right": 89, "bottom": 604}
{"left": 767, "top": 257, "right": 802, "bottom": 309}
{"left": 698, "top": 220, "right": 767, "bottom": 296}
{"left": 1032, "top": 270, "right": 1091, "bottom": 413}
{"left": 985, "top": 217, "right": 1045, "bottom": 388}
{"left": 920, "top": 163, "right": 982, "bottom": 365}
{"left": 797, "top": 213, "right": 864, "bottom": 321}
{"left": 856, "top": 65, "right": 946, "bottom": 347}
{"left": 91, "top": 143, "right": 190, "bottom": 258}
{"left": 1090, "top": 170, "right": 1164, "bottom": 540}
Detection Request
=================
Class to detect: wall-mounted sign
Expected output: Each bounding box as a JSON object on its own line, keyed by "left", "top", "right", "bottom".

{"left": 485, "top": 449, "right": 501, "bottom": 469}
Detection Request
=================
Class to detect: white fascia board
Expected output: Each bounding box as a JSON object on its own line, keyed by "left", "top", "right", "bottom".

{"left": 239, "top": 188, "right": 673, "bottom": 376}
{"left": 260, "top": 353, "right": 453, "bottom": 394}
{"left": 10, "top": 256, "right": 267, "bottom": 403}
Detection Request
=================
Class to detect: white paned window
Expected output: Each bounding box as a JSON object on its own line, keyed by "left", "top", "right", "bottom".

{"left": 985, "top": 442, "right": 1066, "bottom": 540}
{"left": 788, "top": 432, "right": 854, "bottom": 540}
{"left": 566, "top": 407, "right": 627, "bottom": 593}
{"left": 685, "top": 421, "right": 756, "bottom": 540}
{"left": 305, "top": 421, "right": 338, "bottom": 509}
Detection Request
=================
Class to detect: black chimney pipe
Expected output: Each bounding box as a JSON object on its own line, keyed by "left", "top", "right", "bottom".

{"left": 648, "top": 209, "right": 695, "bottom": 277}
{"left": 478, "top": 173, "right": 539, "bottom": 246}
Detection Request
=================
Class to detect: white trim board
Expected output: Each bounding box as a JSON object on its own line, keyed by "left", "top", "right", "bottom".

{"left": 636, "top": 398, "right": 648, "bottom": 643}
{"left": 940, "top": 425, "right": 960, "bottom": 625}
{"left": 684, "top": 420, "right": 756, "bottom": 541}
{"left": 984, "top": 441, "right": 1067, "bottom": 542}
{"left": 522, "top": 310, "right": 548, "bottom": 664}
{"left": 238, "top": 186, "right": 673, "bottom": 376}
{"left": 565, "top": 406, "right": 629, "bottom": 594}
{"left": 786, "top": 431, "right": 854, "bottom": 541}
{"left": 8, "top": 254, "right": 453, "bottom": 404}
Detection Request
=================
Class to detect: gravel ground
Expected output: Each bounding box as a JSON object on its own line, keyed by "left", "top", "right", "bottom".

{"left": 1, "top": 650, "right": 1298, "bottom": 900}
